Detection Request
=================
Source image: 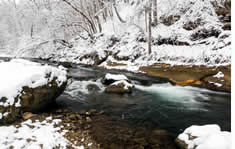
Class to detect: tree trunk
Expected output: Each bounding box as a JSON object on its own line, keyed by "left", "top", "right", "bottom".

{"left": 94, "top": 0, "right": 102, "bottom": 33}
{"left": 153, "top": 0, "right": 158, "bottom": 26}
{"left": 145, "top": 9, "right": 148, "bottom": 32}
{"left": 96, "top": 16, "right": 102, "bottom": 32}
{"left": 30, "top": 24, "right": 34, "bottom": 39}
{"left": 148, "top": 1, "right": 152, "bottom": 55}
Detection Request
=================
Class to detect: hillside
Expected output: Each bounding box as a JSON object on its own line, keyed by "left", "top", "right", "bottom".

{"left": 13, "top": 0, "right": 231, "bottom": 68}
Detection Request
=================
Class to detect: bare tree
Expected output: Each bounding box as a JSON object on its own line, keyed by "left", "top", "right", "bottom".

{"left": 113, "top": 1, "right": 126, "bottom": 23}
{"left": 61, "top": 0, "right": 97, "bottom": 34}
{"left": 148, "top": 1, "right": 152, "bottom": 55}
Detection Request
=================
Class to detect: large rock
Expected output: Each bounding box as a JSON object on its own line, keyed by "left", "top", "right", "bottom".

{"left": 105, "top": 80, "right": 134, "bottom": 94}
{"left": 175, "top": 124, "right": 231, "bottom": 149}
{"left": 21, "top": 79, "right": 67, "bottom": 112}
{"left": 101, "top": 73, "right": 130, "bottom": 85}
{"left": 0, "top": 78, "right": 67, "bottom": 124}
{"left": 0, "top": 59, "right": 67, "bottom": 124}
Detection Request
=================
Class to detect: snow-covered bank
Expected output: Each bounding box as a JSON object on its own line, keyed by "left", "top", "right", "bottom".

{"left": 176, "top": 124, "right": 231, "bottom": 149}
{"left": 0, "top": 117, "right": 83, "bottom": 149}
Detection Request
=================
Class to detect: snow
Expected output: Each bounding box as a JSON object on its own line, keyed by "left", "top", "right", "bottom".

{"left": 0, "top": 59, "right": 67, "bottom": 108}
{"left": 100, "top": 57, "right": 143, "bottom": 73}
{"left": 105, "top": 73, "right": 128, "bottom": 81}
{"left": 0, "top": 112, "right": 9, "bottom": 120}
{"left": 0, "top": 53, "right": 12, "bottom": 57}
{"left": 209, "top": 81, "right": 223, "bottom": 87}
{"left": 1, "top": 0, "right": 228, "bottom": 77}
{"left": 178, "top": 124, "right": 231, "bottom": 149}
{"left": 9, "top": 0, "right": 230, "bottom": 69}
{"left": 213, "top": 71, "right": 224, "bottom": 78}
{"left": 0, "top": 117, "right": 84, "bottom": 149}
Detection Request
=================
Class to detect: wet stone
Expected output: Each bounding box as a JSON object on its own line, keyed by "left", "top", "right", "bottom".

{"left": 69, "top": 114, "right": 77, "bottom": 120}
{"left": 79, "top": 110, "right": 86, "bottom": 115}
{"left": 22, "top": 112, "right": 36, "bottom": 120}
{"left": 94, "top": 110, "right": 104, "bottom": 116}
{"left": 84, "top": 124, "right": 91, "bottom": 130}
{"left": 88, "top": 109, "right": 97, "bottom": 115}
{"left": 56, "top": 109, "right": 63, "bottom": 113}
{"left": 86, "top": 117, "right": 92, "bottom": 123}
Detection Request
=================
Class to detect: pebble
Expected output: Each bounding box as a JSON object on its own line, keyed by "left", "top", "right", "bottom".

{"left": 86, "top": 117, "right": 92, "bottom": 123}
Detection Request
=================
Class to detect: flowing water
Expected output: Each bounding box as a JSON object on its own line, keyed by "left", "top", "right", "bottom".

{"left": 57, "top": 65, "right": 231, "bottom": 136}
{"left": 0, "top": 57, "right": 231, "bottom": 137}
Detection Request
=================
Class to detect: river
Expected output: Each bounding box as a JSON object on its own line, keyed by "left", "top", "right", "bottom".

{"left": 58, "top": 64, "right": 231, "bottom": 137}
{"left": 0, "top": 57, "right": 231, "bottom": 137}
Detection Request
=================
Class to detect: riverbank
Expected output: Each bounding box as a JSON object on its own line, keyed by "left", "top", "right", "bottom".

{"left": 5, "top": 107, "right": 178, "bottom": 149}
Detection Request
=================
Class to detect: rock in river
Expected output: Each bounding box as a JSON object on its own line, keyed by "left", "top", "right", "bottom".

{"left": 101, "top": 73, "right": 130, "bottom": 85}
{"left": 105, "top": 80, "right": 134, "bottom": 94}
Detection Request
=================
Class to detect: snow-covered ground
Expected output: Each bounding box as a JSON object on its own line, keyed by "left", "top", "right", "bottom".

{"left": 0, "top": 117, "right": 84, "bottom": 149}
{"left": 0, "top": 59, "right": 67, "bottom": 116}
{"left": 177, "top": 124, "right": 231, "bottom": 149}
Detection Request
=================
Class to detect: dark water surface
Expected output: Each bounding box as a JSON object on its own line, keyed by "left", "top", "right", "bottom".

{"left": 58, "top": 65, "right": 231, "bottom": 137}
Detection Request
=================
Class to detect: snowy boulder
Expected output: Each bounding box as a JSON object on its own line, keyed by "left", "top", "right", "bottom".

{"left": 175, "top": 124, "right": 231, "bottom": 149}
{"left": 101, "top": 73, "right": 130, "bottom": 85}
{"left": 105, "top": 80, "right": 134, "bottom": 94}
{"left": 0, "top": 59, "right": 67, "bottom": 124}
